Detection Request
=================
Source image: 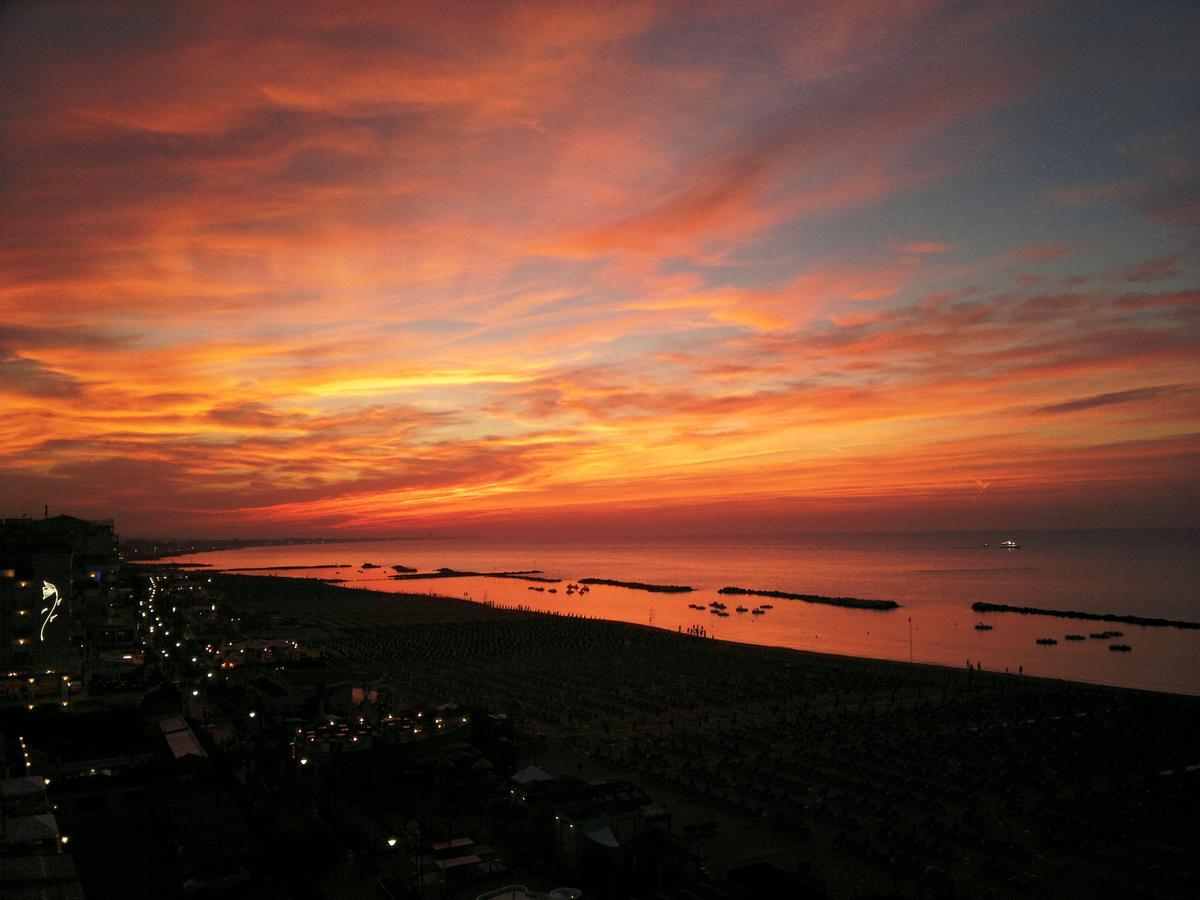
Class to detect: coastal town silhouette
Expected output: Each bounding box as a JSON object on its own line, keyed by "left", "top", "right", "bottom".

{"left": 2, "top": 1, "right": 1198, "bottom": 897}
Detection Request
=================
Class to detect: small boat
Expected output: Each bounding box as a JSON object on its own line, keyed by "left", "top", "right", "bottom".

{"left": 735, "top": 606, "right": 748, "bottom": 613}
{"left": 1036, "top": 637, "right": 1058, "bottom": 645}
{"left": 1064, "top": 634, "right": 1085, "bottom": 641}
{"left": 547, "top": 588, "right": 557, "bottom": 593}
{"left": 1000, "top": 539, "right": 1020, "bottom": 549}
{"left": 751, "top": 608, "right": 765, "bottom": 615}
{"left": 759, "top": 604, "right": 773, "bottom": 609}
{"left": 361, "top": 562, "right": 379, "bottom": 569}
{"left": 1109, "top": 644, "right": 1132, "bottom": 652}
{"left": 974, "top": 623, "right": 993, "bottom": 631}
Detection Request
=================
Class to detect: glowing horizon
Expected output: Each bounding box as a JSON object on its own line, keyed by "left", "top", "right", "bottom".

{"left": 1, "top": 2, "right": 1197, "bottom": 538}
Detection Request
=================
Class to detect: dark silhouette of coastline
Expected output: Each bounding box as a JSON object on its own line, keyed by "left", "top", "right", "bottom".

{"left": 121, "top": 535, "right": 383, "bottom": 560}
{"left": 205, "top": 572, "right": 1199, "bottom": 899}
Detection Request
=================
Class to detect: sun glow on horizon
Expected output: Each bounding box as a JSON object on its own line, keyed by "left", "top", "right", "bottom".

{"left": 1, "top": 1, "right": 1197, "bottom": 537}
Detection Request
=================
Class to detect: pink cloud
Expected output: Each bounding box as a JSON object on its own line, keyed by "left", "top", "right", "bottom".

{"left": 1108, "top": 254, "right": 1182, "bottom": 283}
{"left": 890, "top": 238, "right": 953, "bottom": 255}
{"left": 0, "top": 2, "right": 1196, "bottom": 534}
{"left": 1002, "top": 242, "right": 1076, "bottom": 263}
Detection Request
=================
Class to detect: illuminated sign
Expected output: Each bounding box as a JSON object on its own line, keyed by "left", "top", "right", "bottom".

{"left": 40, "top": 581, "right": 61, "bottom": 641}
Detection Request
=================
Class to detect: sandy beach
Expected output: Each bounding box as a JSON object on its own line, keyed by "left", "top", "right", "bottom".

{"left": 212, "top": 573, "right": 1200, "bottom": 898}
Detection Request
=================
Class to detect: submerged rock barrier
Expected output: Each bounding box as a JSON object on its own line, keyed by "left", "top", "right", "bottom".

{"left": 970, "top": 602, "right": 1200, "bottom": 629}
{"left": 391, "top": 569, "right": 561, "bottom": 583}
{"left": 718, "top": 586, "right": 899, "bottom": 610}
{"left": 226, "top": 563, "right": 351, "bottom": 571}
{"left": 577, "top": 578, "right": 695, "bottom": 593}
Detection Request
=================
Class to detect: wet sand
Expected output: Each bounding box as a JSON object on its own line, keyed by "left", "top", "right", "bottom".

{"left": 215, "top": 573, "right": 1200, "bottom": 899}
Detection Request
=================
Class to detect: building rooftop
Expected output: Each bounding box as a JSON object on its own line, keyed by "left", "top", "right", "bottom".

{"left": 0, "top": 854, "right": 85, "bottom": 900}
{"left": 1, "top": 812, "right": 59, "bottom": 846}
{"left": 158, "top": 716, "right": 207, "bottom": 760}
{"left": 0, "top": 777, "right": 47, "bottom": 801}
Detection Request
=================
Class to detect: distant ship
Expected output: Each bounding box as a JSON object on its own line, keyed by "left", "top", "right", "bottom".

{"left": 999, "top": 539, "right": 1020, "bottom": 549}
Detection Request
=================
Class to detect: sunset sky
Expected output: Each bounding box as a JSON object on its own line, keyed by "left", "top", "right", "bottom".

{"left": 1, "top": 1, "right": 1197, "bottom": 538}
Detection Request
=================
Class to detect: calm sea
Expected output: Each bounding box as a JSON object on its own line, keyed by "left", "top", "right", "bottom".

{"left": 162, "top": 528, "right": 1200, "bottom": 696}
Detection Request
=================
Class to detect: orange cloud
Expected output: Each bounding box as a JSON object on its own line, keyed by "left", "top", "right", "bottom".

{"left": 0, "top": 1, "right": 1196, "bottom": 535}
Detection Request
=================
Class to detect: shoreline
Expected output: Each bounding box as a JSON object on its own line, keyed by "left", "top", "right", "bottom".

{"left": 122, "top": 535, "right": 384, "bottom": 561}
{"left": 214, "top": 572, "right": 1196, "bottom": 699}
{"left": 205, "top": 572, "right": 1200, "bottom": 896}
{"left": 149, "top": 541, "right": 1200, "bottom": 697}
